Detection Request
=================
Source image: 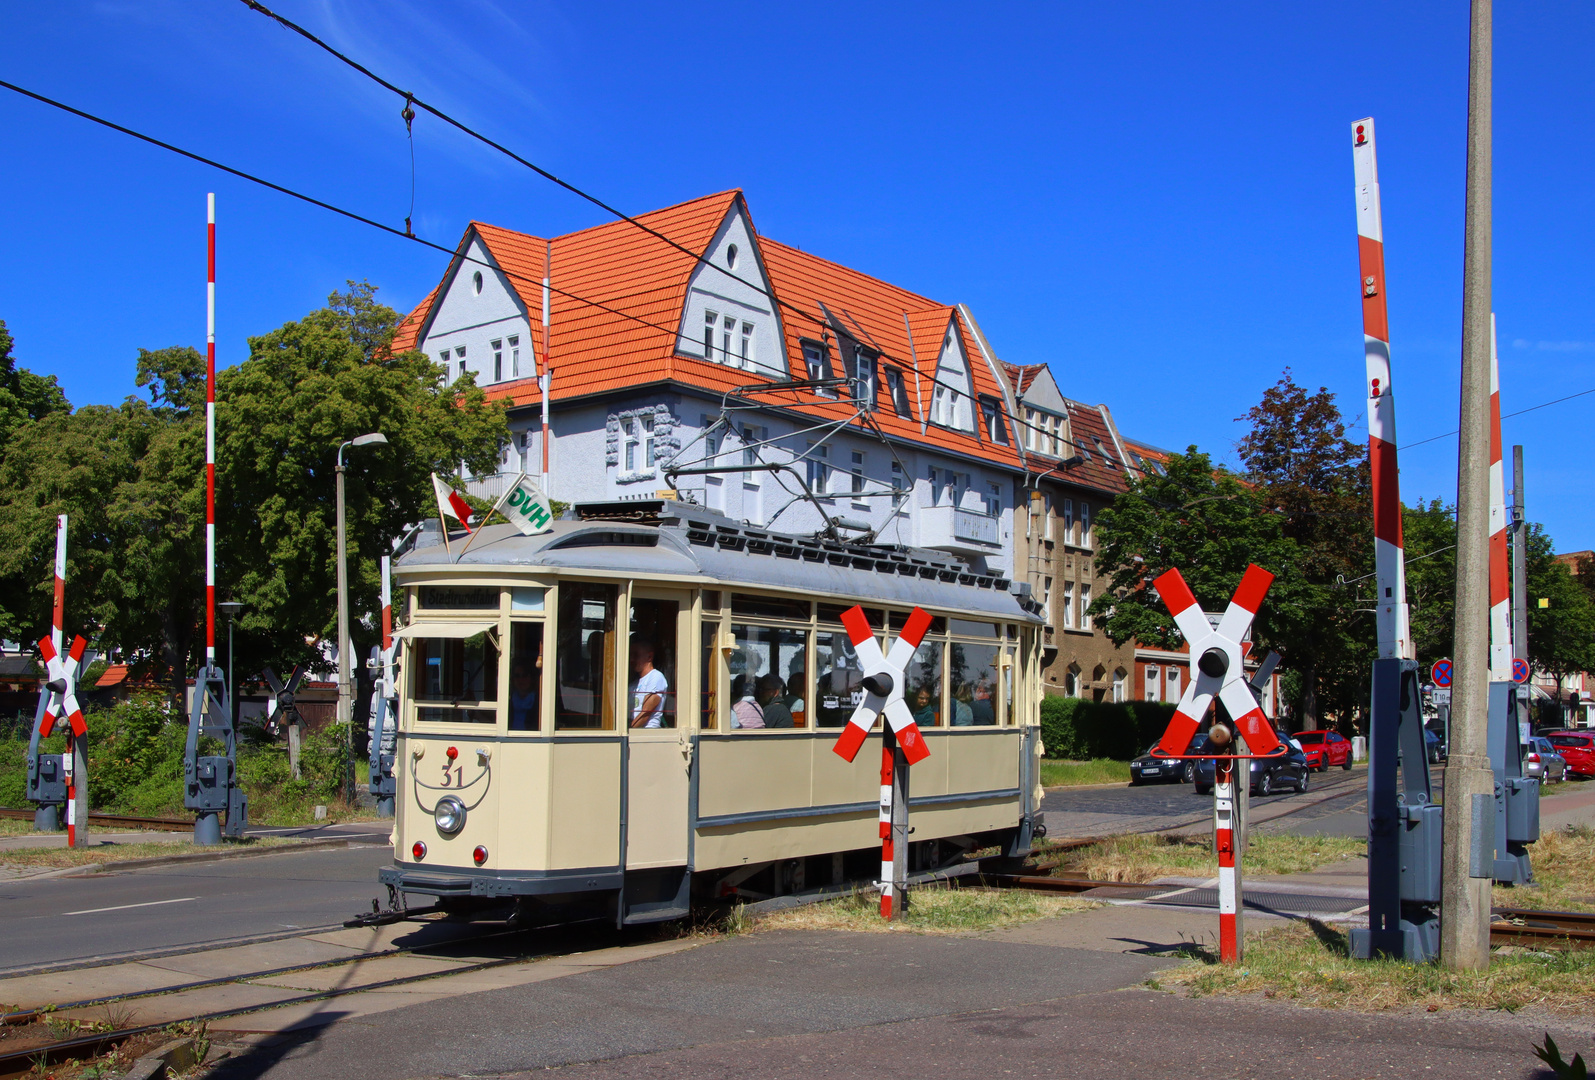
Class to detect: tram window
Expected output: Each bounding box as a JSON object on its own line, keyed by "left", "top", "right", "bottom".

{"left": 702, "top": 590, "right": 721, "bottom": 612}
{"left": 948, "top": 619, "right": 999, "bottom": 639}
{"left": 629, "top": 598, "right": 678, "bottom": 728}
{"left": 412, "top": 632, "right": 498, "bottom": 725}
{"left": 949, "top": 643, "right": 1000, "bottom": 726}
{"left": 727, "top": 625, "right": 808, "bottom": 729}
{"left": 815, "top": 631, "right": 865, "bottom": 728}
{"left": 1003, "top": 647, "right": 1016, "bottom": 726}
{"left": 905, "top": 639, "right": 943, "bottom": 728}
{"left": 888, "top": 610, "right": 947, "bottom": 636}
{"left": 701, "top": 622, "right": 719, "bottom": 729}
{"left": 730, "top": 594, "right": 809, "bottom": 621}
{"left": 507, "top": 622, "right": 544, "bottom": 731}
{"left": 555, "top": 583, "right": 617, "bottom": 730}
{"left": 511, "top": 587, "right": 545, "bottom": 613}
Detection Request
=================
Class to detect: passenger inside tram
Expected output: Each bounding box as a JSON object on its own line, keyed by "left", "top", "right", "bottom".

{"left": 757, "top": 674, "right": 793, "bottom": 728}
{"left": 730, "top": 674, "right": 764, "bottom": 728}
{"left": 508, "top": 623, "right": 542, "bottom": 731}
{"left": 909, "top": 685, "right": 937, "bottom": 726}
{"left": 629, "top": 637, "right": 669, "bottom": 728}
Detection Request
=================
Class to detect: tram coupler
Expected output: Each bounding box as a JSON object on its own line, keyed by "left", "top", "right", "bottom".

{"left": 345, "top": 894, "right": 443, "bottom": 928}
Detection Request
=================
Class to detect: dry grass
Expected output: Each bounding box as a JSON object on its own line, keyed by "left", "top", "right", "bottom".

{"left": 1495, "top": 825, "right": 1595, "bottom": 913}
{"left": 0, "top": 816, "right": 38, "bottom": 836}
{"left": 1153, "top": 919, "right": 1595, "bottom": 1016}
{"left": 747, "top": 885, "right": 1099, "bottom": 936}
{"left": 1054, "top": 832, "right": 1365, "bottom": 884}
{"left": 0, "top": 835, "right": 297, "bottom": 870}
{"left": 1039, "top": 758, "right": 1131, "bottom": 787}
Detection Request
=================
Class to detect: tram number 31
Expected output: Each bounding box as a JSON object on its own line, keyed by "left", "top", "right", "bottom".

{"left": 439, "top": 765, "right": 465, "bottom": 787}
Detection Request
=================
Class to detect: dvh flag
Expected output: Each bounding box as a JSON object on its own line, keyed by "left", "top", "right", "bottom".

{"left": 498, "top": 474, "right": 555, "bottom": 536}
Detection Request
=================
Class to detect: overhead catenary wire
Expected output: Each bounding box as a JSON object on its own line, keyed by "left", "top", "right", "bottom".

{"left": 1398, "top": 385, "right": 1595, "bottom": 451}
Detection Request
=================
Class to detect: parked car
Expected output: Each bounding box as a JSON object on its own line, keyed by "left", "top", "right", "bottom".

{"left": 1544, "top": 731, "right": 1595, "bottom": 778}
{"left": 1425, "top": 727, "right": 1446, "bottom": 764}
{"left": 1295, "top": 729, "right": 1353, "bottom": 771}
{"left": 1523, "top": 737, "right": 1568, "bottom": 783}
{"left": 1130, "top": 736, "right": 1208, "bottom": 785}
{"left": 1194, "top": 736, "right": 1310, "bottom": 797}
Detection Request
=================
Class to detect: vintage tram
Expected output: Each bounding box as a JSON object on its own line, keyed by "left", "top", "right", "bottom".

{"left": 379, "top": 500, "right": 1045, "bottom": 923}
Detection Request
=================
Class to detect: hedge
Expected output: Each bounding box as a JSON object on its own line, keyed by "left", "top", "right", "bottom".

{"left": 1038, "top": 695, "right": 1178, "bottom": 761}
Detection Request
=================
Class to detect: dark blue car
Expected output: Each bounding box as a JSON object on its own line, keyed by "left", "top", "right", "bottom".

{"left": 1130, "top": 735, "right": 1208, "bottom": 785}
{"left": 1193, "top": 734, "right": 1311, "bottom": 797}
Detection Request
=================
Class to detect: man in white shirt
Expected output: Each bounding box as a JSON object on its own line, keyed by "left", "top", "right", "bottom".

{"left": 630, "top": 638, "right": 669, "bottom": 728}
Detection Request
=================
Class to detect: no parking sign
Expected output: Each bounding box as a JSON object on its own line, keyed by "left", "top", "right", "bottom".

{"left": 1430, "top": 659, "right": 1452, "bottom": 688}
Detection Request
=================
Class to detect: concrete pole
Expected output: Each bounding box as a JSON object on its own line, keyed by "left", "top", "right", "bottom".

{"left": 1441, "top": 0, "right": 1495, "bottom": 973}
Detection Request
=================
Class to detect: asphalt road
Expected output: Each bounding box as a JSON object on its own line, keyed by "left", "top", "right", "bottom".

{"left": 1041, "top": 762, "right": 1381, "bottom": 839}
{"left": 202, "top": 928, "right": 1567, "bottom": 1080}
{"left": 0, "top": 845, "right": 395, "bottom": 972}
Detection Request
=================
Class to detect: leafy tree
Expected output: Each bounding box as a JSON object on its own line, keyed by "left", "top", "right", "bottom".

{"left": 1522, "top": 525, "right": 1595, "bottom": 687}
{"left": 1087, "top": 446, "right": 1302, "bottom": 659}
{"left": 1235, "top": 371, "right": 1372, "bottom": 728}
{"left": 0, "top": 319, "right": 70, "bottom": 451}
{"left": 1402, "top": 500, "right": 1457, "bottom": 667}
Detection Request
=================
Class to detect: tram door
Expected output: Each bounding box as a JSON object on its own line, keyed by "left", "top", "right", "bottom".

{"left": 624, "top": 590, "right": 691, "bottom": 870}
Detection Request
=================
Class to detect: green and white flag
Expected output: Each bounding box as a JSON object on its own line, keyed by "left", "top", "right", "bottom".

{"left": 497, "top": 473, "right": 555, "bottom": 536}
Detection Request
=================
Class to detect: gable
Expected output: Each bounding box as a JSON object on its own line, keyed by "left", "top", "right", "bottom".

{"left": 418, "top": 232, "right": 534, "bottom": 387}
{"left": 675, "top": 200, "right": 786, "bottom": 379}
{"left": 929, "top": 315, "right": 975, "bottom": 431}
{"left": 1015, "top": 365, "right": 1067, "bottom": 413}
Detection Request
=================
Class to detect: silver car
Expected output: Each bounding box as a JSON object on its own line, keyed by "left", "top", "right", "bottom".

{"left": 1524, "top": 737, "right": 1568, "bottom": 783}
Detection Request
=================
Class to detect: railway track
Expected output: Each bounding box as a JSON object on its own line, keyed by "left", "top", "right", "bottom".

{"left": 0, "top": 913, "right": 616, "bottom": 1078}
{"left": 0, "top": 807, "right": 193, "bottom": 832}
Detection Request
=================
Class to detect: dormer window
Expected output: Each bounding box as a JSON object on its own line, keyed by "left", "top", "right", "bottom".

{"left": 842, "top": 338, "right": 878, "bottom": 410}
{"left": 885, "top": 368, "right": 911, "bottom": 417}
{"left": 801, "top": 339, "right": 834, "bottom": 395}
{"left": 980, "top": 397, "right": 1009, "bottom": 444}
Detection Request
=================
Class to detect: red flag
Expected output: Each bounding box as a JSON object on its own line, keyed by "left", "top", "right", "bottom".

{"left": 432, "top": 473, "right": 474, "bottom": 532}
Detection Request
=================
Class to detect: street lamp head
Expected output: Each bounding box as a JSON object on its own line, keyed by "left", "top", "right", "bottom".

{"left": 217, "top": 601, "right": 244, "bottom": 619}
{"left": 351, "top": 432, "right": 388, "bottom": 449}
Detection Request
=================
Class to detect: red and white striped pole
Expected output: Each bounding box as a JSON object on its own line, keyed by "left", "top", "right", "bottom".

{"left": 1352, "top": 118, "right": 1412, "bottom": 661}
{"left": 53, "top": 515, "right": 76, "bottom": 848}
{"left": 878, "top": 738, "right": 897, "bottom": 918}
{"left": 380, "top": 554, "right": 393, "bottom": 687}
{"left": 540, "top": 240, "right": 552, "bottom": 492}
{"left": 1214, "top": 758, "right": 1242, "bottom": 962}
{"left": 1488, "top": 316, "right": 1511, "bottom": 680}
{"left": 206, "top": 193, "right": 217, "bottom": 675}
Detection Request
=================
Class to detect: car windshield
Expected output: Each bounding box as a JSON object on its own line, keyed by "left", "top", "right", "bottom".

{"left": 1297, "top": 732, "right": 1324, "bottom": 743}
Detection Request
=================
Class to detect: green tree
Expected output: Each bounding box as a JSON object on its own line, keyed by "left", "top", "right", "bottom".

{"left": 216, "top": 281, "right": 508, "bottom": 683}
{"left": 0, "top": 319, "right": 71, "bottom": 450}
{"left": 1522, "top": 525, "right": 1595, "bottom": 688}
{"left": 1087, "top": 447, "right": 1303, "bottom": 660}
{"left": 1401, "top": 500, "right": 1457, "bottom": 668}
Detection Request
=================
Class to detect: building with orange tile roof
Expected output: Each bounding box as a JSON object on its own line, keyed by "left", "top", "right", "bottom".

{"left": 395, "top": 190, "right": 1029, "bottom": 576}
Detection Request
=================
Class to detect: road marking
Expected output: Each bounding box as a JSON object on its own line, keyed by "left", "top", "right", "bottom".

{"left": 65, "top": 897, "right": 198, "bottom": 916}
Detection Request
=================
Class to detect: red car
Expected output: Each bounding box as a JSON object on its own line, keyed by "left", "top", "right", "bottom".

{"left": 1544, "top": 731, "right": 1595, "bottom": 778}
{"left": 1294, "top": 729, "right": 1354, "bottom": 771}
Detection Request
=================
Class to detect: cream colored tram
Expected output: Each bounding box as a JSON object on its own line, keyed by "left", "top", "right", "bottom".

{"left": 381, "top": 500, "right": 1045, "bottom": 923}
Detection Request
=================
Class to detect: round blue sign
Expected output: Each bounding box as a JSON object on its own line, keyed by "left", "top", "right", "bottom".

{"left": 1512, "top": 658, "right": 1531, "bottom": 684}
{"left": 1431, "top": 659, "right": 1453, "bottom": 688}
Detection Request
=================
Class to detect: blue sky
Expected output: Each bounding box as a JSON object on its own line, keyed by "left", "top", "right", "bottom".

{"left": 2, "top": 1, "right": 1591, "bottom": 549}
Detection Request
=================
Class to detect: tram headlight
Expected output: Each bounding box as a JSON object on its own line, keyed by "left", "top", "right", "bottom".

{"left": 434, "top": 795, "right": 467, "bottom": 836}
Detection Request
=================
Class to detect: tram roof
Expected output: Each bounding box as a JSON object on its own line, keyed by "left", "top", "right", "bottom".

{"left": 397, "top": 504, "right": 1041, "bottom": 624}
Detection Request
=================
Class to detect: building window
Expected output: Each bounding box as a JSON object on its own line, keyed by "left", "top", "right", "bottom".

{"left": 726, "top": 243, "right": 738, "bottom": 269}
{"left": 722, "top": 315, "right": 735, "bottom": 362}
{"left": 885, "top": 368, "right": 910, "bottom": 417}
{"left": 1063, "top": 499, "right": 1074, "bottom": 543}
{"left": 851, "top": 450, "right": 865, "bottom": 495}
{"left": 1080, "top": 503, "right": 1092, "bottom": 548}
{"left": 1145, "top": 665, "right": 1160, "bottom": 701}
{"left": 472, "top": 270, "right": 483, "bottom": 294}
{"left": 1079, "top": 583, "right": 1092, "bottom": 630}
{"left": 492, "top": 339, "right": 503, "bottom": 382}
{"left": 621, "top": 415, "right": 656, "bottom": 476}
{"left": 704, "top": 310, "right": 717, "bottom": 360}
{"left": 1164, "top": 667, "right": 1181, "bottom": 704}
{"left": 891, "top": 461, "right": 906, "bottom": 507}
{"left": 927, "top": 466, "right": 939, "bottom": 506}
{"left": 740, "top": 322, "right": 754, "bottom": 368}
{"left": 1062, "top": 582, "right": 1074, "bottom": 629}
{"left": 1112, "top": 668, "right": 1127, "bottom": 703}
{"left": 801, "top": 340, "right": 833, "bottom": 393}
{"left": 455, "top": 346, "right": 467, "bottom": 382}
{"left": 1043, "top": 491, "right": 1055, "bottom": 541}
{"left": 984, "top": 481, "right": 1002, "bottom": 518}
{"left": 742, "top": 425, "right": 761, "bottom": 470}
{"left": 845, "top": 343, "right": 877, "bottom": 409}
{"left": 932, "top": 385, "right": 961, "bottom": 427}
{"left": 1042, "top": 576, "right": 1053, "bottom": 610}
{"left": 509, "top": 335, "right": 520, "bottom": 378}
{"left": 807, "top": 443, "right": 830, "bottom": 495}
{"left": 981, "top": 398, "right": 1009, "bottom": 444}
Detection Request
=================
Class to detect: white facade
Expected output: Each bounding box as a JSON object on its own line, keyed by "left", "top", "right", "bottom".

{"left": 673, "top": 206, "right": 786, "bottom": 379}
{"left": 419, "top": 236, "right": 534, "bottom": 389}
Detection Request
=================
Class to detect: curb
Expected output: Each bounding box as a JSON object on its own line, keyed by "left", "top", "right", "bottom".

{"left": 7, "top": 837, "right": 387, "bottom": 881}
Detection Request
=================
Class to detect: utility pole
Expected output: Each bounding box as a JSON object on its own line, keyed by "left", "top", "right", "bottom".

{"left": 1441, "top": 0, "right": 1496, "bottom": 972}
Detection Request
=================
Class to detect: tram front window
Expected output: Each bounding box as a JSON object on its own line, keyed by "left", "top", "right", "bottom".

{"left": 556, "top": 583, "right": 617, "bottom": 729}
{"left": 726, "top": 624, "right": 807, "bottom": 729}
{"left": 412, "top": 632, "right": 498, "bottom": 724}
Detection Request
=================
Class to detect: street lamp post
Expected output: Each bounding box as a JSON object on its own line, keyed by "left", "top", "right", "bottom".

{"left": 337, "top": 433, "right": 388, "bottom": 805}
{"left": 218, "top": 601, "right": 244, "bottom": 723}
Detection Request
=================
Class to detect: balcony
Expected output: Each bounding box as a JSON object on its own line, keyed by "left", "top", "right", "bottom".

{"left": 919, "top": 504, "right": 1001, "bottom": 557}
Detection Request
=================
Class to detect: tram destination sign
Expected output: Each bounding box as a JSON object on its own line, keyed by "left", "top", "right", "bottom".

{"left": 419, "top": 586, "right": 499, "bottom": 610}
